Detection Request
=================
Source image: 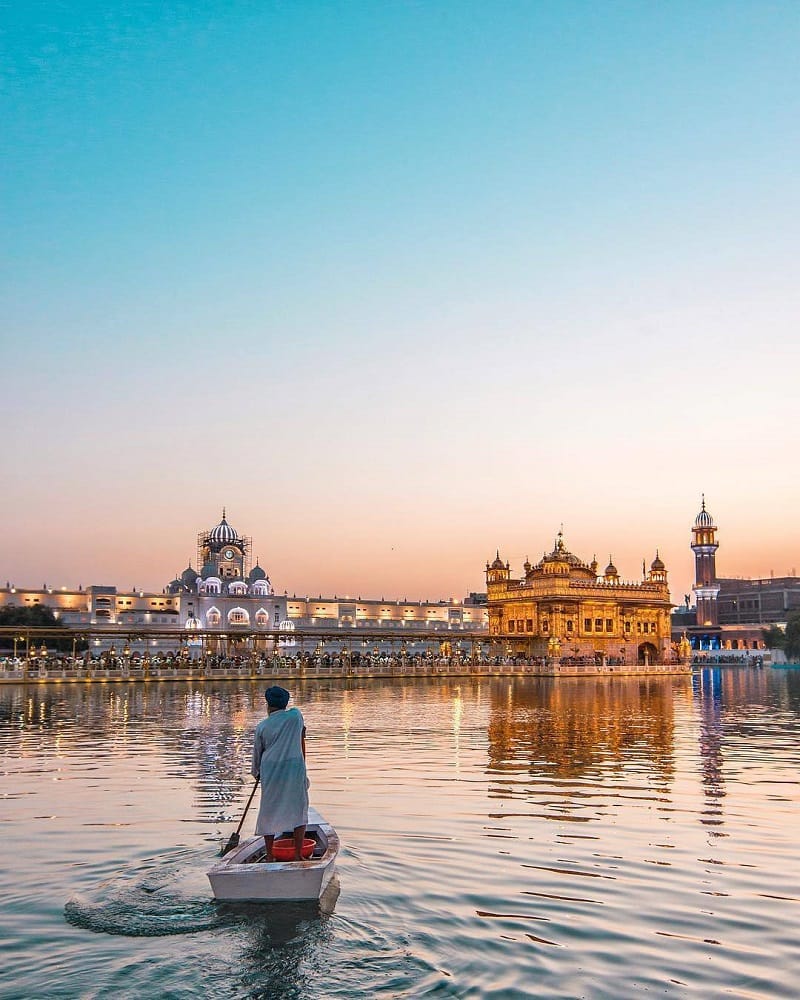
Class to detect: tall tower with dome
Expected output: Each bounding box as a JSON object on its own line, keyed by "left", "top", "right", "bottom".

{"left": 197, "top": 509, "right": 253, "bottom": 581}
{"left": 691, "top": 495, "right": 720, "bottom": 630}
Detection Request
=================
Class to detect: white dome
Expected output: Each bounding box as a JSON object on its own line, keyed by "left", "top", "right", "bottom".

{"left": 694, "top": 496, "right": 715, "bottom": 529}
{"left": 209, "top": 509, "right": 239, "bottom": 545}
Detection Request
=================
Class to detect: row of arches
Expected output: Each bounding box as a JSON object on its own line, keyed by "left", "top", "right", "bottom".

{"left": 203, "top": 606, "right": 275, "bottom": 627}
{"left": 198, "top": 578, "right": 272, "bottom": 597}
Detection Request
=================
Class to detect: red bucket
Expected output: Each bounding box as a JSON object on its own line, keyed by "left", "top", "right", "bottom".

{"left": 272, "top": 838, "right": 315, "bottom": 861}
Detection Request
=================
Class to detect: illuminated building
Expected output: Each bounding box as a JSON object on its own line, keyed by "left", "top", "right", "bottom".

{"left": 0, "top": 510, "right": 487, "bottom": 653}
{"left": 486, "top": 531, "right": 672, "bottom": 664}
{"left": 672, "top": 497, "right": 800, "bottom": 652}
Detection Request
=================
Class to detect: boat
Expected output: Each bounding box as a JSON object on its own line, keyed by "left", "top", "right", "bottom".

{"left": 207, "top": 807, "right": 339, "bottom": 902}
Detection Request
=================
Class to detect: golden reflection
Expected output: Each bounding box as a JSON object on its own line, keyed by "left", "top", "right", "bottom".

{"left": 341, "top": 688, "right": 354, "bottom": 759}
{"left": 452, "top": 686, "right": 463, "bottom": 774}
{"left": 486, "top": 677, "right": 681, "bottom": 786}
{"left": 452, "top": 687, "right": 463, "bottom": 736}
{"left": 185, "top": 691, "right": 206, "bottom": 719}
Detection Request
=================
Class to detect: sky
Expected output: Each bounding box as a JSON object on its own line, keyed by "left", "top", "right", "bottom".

{"left": 2, "top": 1, "right": 798, "bottom": 603}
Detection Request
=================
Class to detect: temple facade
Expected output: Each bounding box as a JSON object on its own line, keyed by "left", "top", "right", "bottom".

{"left": 486, "top": 532, "right": 672, "bottom": 664}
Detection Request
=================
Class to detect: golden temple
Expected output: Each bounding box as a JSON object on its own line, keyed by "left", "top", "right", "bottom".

{"left": 486, "top": 531, "right": 672, "bottom": 665}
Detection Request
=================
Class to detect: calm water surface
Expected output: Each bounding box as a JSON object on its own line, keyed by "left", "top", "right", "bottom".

{"left": 1, "top": 668, "right": 799, "bottom": 999}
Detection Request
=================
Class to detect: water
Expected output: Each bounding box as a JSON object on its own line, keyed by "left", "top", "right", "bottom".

{"left": 1, "top": 668, "right": 799, "bottom": 999}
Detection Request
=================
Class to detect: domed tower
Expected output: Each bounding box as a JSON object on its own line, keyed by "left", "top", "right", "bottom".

{"left": 648, "top": 551, "right": 667, "bottom": 585}
{"left": 604, "top": 556, "right": 620, "bottom": 584}
{"left": 248, "top": 560, "right": 267, "bottom": 585}
{"left": 197, "top": 509, "right": 251, "bottom": 581}
{"left": 485, "top": 551, "right": 511, "bottom": 637}
{"left": 486, "top": 551, "right": 510, "bottom": 586}
{"left": 166, "top": 563, "right": 199, "bottom": 594}
{"left": 691, "top": 496, "right": 720, "bottom": 627}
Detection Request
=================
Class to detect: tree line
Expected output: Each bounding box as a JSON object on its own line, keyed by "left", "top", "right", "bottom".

{"left": 762, "top": 612, "right": 800, "bottom": 661}
{"left": 0, "top": 606, "right": 87, "bottom": 652}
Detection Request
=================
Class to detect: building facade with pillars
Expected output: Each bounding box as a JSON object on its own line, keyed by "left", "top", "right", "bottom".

{"left": 0, "top": 510, "right": 487, "bottom": 658}
{"left": 486, "top": 532, "right": 673, "bottom": 664}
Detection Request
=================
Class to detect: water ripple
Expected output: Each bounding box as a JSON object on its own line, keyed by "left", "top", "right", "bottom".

{"left": 1, "top": 673, "right": 799, "bottom": 999}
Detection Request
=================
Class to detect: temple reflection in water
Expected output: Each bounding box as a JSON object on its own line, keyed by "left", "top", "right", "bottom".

{"left": 3, "top": 667, "right": 798, "bottom": 839}
{"left": 485, "top": 676, "right": 686, "bottom": 787}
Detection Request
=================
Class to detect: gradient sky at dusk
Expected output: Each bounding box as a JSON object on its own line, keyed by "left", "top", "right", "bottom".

{"left": 3, "top": 2, "right": 798, "bottom": 603}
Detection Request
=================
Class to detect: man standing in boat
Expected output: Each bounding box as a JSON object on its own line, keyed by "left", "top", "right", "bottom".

{"left": 251, "top": 686, "right": 309, "bottom": 861}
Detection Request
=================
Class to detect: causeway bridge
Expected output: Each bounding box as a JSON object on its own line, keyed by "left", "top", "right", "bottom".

{"left": 0, "top": 625, "right": 690, "bottom": 682}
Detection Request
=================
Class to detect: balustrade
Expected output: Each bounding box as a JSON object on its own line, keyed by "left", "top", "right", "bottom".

{"left": 0, "top": 653, "right": 691, "bottom": 683}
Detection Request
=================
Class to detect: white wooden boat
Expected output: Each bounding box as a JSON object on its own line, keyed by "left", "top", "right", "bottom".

{"left": 208, "top": 807, "right": 339, "bottom": 902}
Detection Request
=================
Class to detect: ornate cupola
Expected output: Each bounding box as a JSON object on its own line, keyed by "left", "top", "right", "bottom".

{"left": 543, "top": 531, "right": 572, "bottom": 576}
{"left": 486, "top": 551, "right": 510, "bottom": 586}
{"left": 533, "top": 530, "right": 596, "bottom": 580}
{"left": 248, "top": 559, "right": 267, "bottom": 584}
{"left": 691, "top": 495, "right": 720, "bottom": 627}
{"left": 648, "top": 550, "right": 667, "bottom": 584}
{"left": 604, "top": 556, "right": 620, "bottom": 584}
{"left": 167, "top": 563, "right": 200, "bottom": 594}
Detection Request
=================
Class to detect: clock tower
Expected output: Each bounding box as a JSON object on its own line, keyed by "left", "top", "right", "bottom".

{"left": 198, "top": 509, "right": 251, "bottom": 580}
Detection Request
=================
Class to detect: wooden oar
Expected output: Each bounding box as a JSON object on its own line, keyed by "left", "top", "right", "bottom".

{"left": 221, "top": 777, "right": 260, "bottom": 856}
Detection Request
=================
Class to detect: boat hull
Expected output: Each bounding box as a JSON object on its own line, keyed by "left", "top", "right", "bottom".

{"left": 208, "top": 808, "right": 339, "bottom": 902}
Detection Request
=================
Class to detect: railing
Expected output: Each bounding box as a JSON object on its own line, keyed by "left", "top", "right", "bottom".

{"left": 690, "top": 652, "right": 767, "bottom": 667}
{"left": 0, "top": 656, "right": 691, "bottom": 683}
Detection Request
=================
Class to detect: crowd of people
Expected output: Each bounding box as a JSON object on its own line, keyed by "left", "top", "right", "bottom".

{"left": 0, "top": 647, "right": 686, "bottom": 677}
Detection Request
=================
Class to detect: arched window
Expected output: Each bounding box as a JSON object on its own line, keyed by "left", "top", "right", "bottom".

{"left": 278, "top": 619, "right": 296, "bottom": 647}
{"left": 206, "top": 607, "right": 221, "bottom": 627}
{"left": 228, "top": 581, "right": 247, "bottom": 596}
{"left": 200, "top": 577, "right": 221, "bottom": 595}
{"left": 228, "top": 607, "right": 250, "bottom": 625}
{"left": 255, "top": 608, "right": 269, "bottom": 626}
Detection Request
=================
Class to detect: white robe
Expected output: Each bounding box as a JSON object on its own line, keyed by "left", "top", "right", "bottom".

{"left": 251, "top": 707, "right": 309, "bottom": 837}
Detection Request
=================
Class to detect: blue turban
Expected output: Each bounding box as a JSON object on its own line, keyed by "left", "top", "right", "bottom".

{"left": 265, "top": 685, "right": 290, "bottom": 709}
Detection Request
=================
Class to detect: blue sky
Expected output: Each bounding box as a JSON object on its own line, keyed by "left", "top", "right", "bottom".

{"left": 2, "top": 2, "right": 799, "bottom": 598}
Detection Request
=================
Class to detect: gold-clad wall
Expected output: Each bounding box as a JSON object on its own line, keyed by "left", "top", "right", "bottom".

{"left": 486, "top": 539, "right": 672, "bottom": 664}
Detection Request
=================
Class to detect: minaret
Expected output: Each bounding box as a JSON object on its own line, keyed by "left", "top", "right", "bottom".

{"left": 691, "top": 495, "right": 720, "bottom": 627}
